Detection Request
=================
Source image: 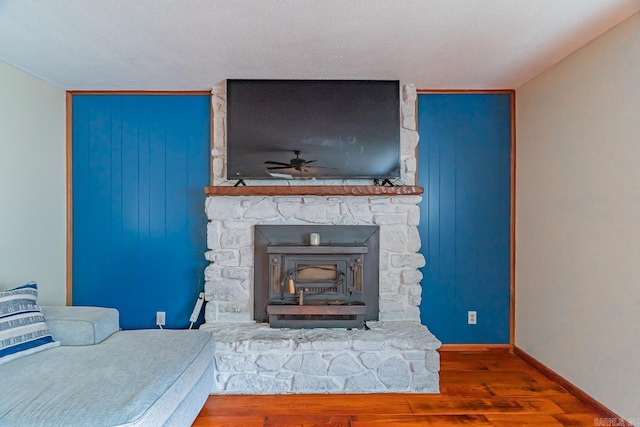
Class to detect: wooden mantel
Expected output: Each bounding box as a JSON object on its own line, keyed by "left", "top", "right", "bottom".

{"left": 203, "top": 185, "right": 423, "bottom": 197}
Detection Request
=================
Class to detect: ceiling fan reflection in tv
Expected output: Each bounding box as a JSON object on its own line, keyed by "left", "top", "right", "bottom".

{"left": 264, "top": 150, "right": 336, "bottom": 178}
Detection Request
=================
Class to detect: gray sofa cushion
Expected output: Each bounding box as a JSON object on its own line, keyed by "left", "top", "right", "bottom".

{"left": 41, "top": 306, "right": 120, "bottom": 346}
{"left": 0, "top": 329, "right": 215, "bottom": 427}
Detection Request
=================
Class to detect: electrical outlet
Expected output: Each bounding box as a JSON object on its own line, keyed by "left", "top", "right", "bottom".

{"left": 468, "top": 311, "right": 477, "bottom": 325}
{"left": 156, "top": 311, "right": 166, "bottom": 327}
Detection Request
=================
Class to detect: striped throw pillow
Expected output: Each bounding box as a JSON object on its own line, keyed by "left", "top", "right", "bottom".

{"left": 0, "top": 282, "right": 60, "bottom": 365}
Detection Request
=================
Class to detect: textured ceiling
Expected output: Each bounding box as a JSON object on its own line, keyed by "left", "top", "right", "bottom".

{"left": 0, "top": 0, "right": 638, "bottom": 90}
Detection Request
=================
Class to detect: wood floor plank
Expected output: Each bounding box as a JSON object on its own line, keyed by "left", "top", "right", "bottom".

{"left": 485, "top": 414, "right": 564, "bottom": 426}
{"left": 191, "top": 415, "right": 265, "bottom": 427}
{"left": 264, "top": 415, "right": 351, "bottom": 427}
{"left": 486, "top": 381, "right": 568, "bottom": 397}
{"left": 438, "top": 382, "right": 495, "bottom": 397}
{"left": 548, "top": 394, "right": 605, "bottom": 415}
{"left": 406, "top": 396, "right": 565, "bottom": 415}
{"left": 554, "top": 413, "right": 605, "bottom": 426}
{"left": 199, "top": 394, "right": 413, "bottom": 416}
{"left": 351, "top": 414, "right": 492, "bottom": 426}
{"left": 194, "top": 351, "right": 609, "bottom": 426}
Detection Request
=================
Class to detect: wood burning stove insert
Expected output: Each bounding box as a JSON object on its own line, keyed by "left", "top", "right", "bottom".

{"left": 254, "top": 225, "right": 379, "bottom": 328}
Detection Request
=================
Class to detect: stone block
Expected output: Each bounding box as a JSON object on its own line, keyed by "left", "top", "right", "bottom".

{"left": 206, "top": 197, "right": 243, "bottom": 220}
{"left": 310, "top": 339, "right": 349, "bottom": 351}
{"left": 292, "top": 375, "right": 339, "bottom": 392}
{"left": 328, "top": 354, "right": 363, "bottom": 376}
{"left": 346, "top": 202, "right": 373, "bottom": 223}
{"left": 256, "top": 354, "right": 287, "bottom": 371}
{"left": 402, "top": 350, "right": 426, "bottom": 361}
{"left": 215, "top": 355, "right": 256, "bottom": 372}
{"left": 206, "top": 222, "right": 221, "bottom": 249}
{"left": 276, "top": 202, "right": 302, "bottom": 219}
{"left": 221, "top": 267, "right": 251, "bottom": 281}
{"left": 401, "top": 269, "right": 423, "bottom": 284}
{"left": 400, "top": 128, "right": 419, "bottom": 155}
{"left": 391, "top": 195, "right": 422, "bottom": 205}
{"left": 223, "top": 220, "right": 253, "bottom": 229}
{"left": 239, "top": 248, "right": 253, "bottom": 267}
{"left": 211, "top": 279, "right": 249, "bottom": 303}
{"left": 244, "top": 198, "right": 279, "bottom": 220}
{"left": 391, "top": 253, "right": 426, "bottom": 269}
{"left": 203, "top": 300, "right": 217, "bottom": 322}
{"left": 379, "top": 311, "right": 404, "bottom": 321}
{"left": 273, "top": 197, "right": 303, "bottom": 203}
{"left": 217, "top": 302, "right": 249, "bottom": 314}
{"left": 216, "top": 310, "right": 251, "bottom": 322}
{"left": 411, "top": 372, "right": 439, "bottom": 393}
{"left": 351, "top": 335, "right": 385, "bottom": 351}
{"left": 299, "top": 353, "right": 329, "bottom": 375}
{"left": 344, "top": 372, "right": 384, "bottom": 393}
{"left": 404, "top": 157, "right": 417, "bottom": 174}
{"left": 379, "top": 270, "right": 400, "bottom": 294}
{"left": 204, "top": 264, "right": 221, "bottom": 281}
{"left": 275, "top": 371, "right": 294, "bottom": 380}
{"left": 358, "top": 352, "right": 382, "bottom": 369}
{"left": 220, "top": 229, "right": 252, "bottom": 249}
{"left": 380, "top": 225, "right": 408, "bottom": 253}
{"left": 410, "top": 360, "right": 426, "bottom": 373}
{"left": 294, "top": 203, "right": 341, "bottom": 224}
{"left": 426, "top": 351, "right": 441, "bottom": 373}
{"left": 212, "top": 157, "right": 225, "bottom": 180}
{"left": 404, "top": 306, "right": 421, "bottom": 321}
{"left": 225, "top": 373, "right": 289, "bottom": 394}
{"left": 377, "top": 357, "right": 410, "bottom": 389}
{"left": 206, "top": 250, "right": 239, "bottom": 266}
{"left": 402, "top": 84, "right": 417, "bottom": 103}
{"left": 401, "top": 103, "right": 416, "bottom": 130}
{"left": 379, "top": 250, "right": 391, "bottom": 271}
{"left": 379, "top": 301, "right": 406, "bottom": 313}
{"left": 407, "top": 205, "right": 420, "bottom": 226}
{"left": 373, "top": 214, "right": 407, "bottom": 225}
{"left": 211, "top": 87, "right": 226, "bottom": 114}
{"left": 370, "top": 203, "right": 400, "bottom": 213}
{"left": 283, "top": 354, "right": 302, "bottom": 371}
{"left": 408, "top": 285, "right": 423, "bottom": 306}
{"left": 249, "top": 338, "right": 291, "bottom": 351}
{"left": 407, "top": 226, "right": 421, "bottom": 252}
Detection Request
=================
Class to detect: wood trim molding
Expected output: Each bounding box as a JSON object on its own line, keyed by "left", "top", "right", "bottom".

{"left": 67, "top": 90, "right": 212, "bottom": 95}
{"left": 439, "top": 344, "right": 512, "bottom": 352}
{"left": 417, "top": 89, "right": 515, "bottom": 95}
{"left": 65, "top": 92, "right": 73, "bottom": 306}
{"left": 510, "top": 91, "right": 516, "bottom": 345}
{"left": 513, "top": 346, "right": 626, "bottom": 420}
{"left": 204, "top": 185, "right": 424, "bottom": 197}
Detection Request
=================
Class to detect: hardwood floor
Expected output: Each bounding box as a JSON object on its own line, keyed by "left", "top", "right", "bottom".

{"left": 194, "top": 350, "right": 608, "bottom": 426}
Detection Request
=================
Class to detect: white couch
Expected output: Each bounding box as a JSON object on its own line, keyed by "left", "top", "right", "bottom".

{"left": 0, "top": 306, "right": 215, "bottom": 427}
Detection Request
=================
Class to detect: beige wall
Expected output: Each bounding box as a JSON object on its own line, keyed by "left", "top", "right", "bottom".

{"left": 516, "top": 13, "right": 640, "bottom": 419}
{"left": 0, "top": 62, "right": 66, "bottom": 305}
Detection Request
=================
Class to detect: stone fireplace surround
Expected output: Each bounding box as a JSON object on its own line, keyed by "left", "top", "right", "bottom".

{"left": 200, "top": 83, "right": 441, "bottom": 393}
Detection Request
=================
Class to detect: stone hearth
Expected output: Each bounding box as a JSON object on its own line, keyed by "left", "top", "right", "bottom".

{"left": 200, "top": 321, "right": 440, "bottom": 394}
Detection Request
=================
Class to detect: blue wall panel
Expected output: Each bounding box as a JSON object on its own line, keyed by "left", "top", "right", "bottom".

{"left": 72, "top": 95, "right": 210, "bottom": 329}
{"left": 417, "top": 94, "right": 511, "bottom": 344}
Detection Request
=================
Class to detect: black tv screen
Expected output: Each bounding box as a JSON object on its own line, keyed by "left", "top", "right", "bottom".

{"left": 226, "top": 80, "right": 401, "bottom": 180}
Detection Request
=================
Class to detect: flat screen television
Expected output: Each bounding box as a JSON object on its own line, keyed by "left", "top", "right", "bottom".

{"left": 226, "top": 79, "right": 401, "bottom": 180}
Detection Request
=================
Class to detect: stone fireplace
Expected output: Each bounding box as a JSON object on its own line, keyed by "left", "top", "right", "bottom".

{"left": 199, "top": 83, "right": 441, "bottom": 394}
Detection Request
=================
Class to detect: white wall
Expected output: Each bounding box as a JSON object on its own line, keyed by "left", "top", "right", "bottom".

{"left": 516, "top": 13, "right": 640, "bottom": 420}
{"left": 0, "top": 62, "right": 66, "bottom": 305}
